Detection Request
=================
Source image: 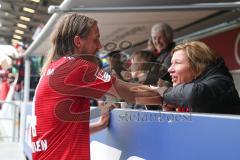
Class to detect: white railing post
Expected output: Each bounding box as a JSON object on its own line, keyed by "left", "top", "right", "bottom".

{"left": 20, "top": 56, "right": 31, "bottom": 149}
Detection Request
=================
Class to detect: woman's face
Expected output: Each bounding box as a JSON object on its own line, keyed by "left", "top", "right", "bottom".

{"left": 168, "top": 50, "right": 195, "bottom": 86}
{"left": 151, "top": 31, "right": 168, "bottom": 53}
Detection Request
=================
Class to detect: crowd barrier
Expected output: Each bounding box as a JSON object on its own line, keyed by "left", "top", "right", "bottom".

{"left": 0, "top": 73, "right": 20, "bottom": 142}
{"left": 23, "top": 103, "right": 240, "bottom": 160}
{"left": 0, "top": 101, "right": 20, "bottom": 142}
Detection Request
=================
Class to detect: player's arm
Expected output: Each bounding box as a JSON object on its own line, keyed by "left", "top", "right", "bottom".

{"left": 107, "top": 78, "right": 163, "bottom": 105}
{"left": 90, "top": 103, "right": 116, "bottom": 135}
{"left": 90, "top": 114, "right": 109, "bottom": 135}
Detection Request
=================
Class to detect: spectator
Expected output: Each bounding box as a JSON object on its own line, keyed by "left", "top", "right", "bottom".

{"left": 148, "top": 23, "right": 176, "bottom": 83}
{"left": 161, "top": 41, "right": 240, "bottom": 114}
{"left": 106, "top": 50, "right": 131, "bottom": 82}
{"left": 132, "top": 41, "right": 240, "bottom": 114}
{"left": 130, "top": 50, "right": 154, "bottom": 84}
{"left": 12, "top": 57, "right": 24, "bottom": 100}
{"left": 130, "top": 50, "right": 161, "bottom": 110}
{"left": 146, "top": 38, "right": 155, "bottom": 51}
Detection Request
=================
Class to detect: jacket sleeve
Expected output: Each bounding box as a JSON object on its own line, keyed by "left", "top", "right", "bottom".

{"left": 163, "top": 83, "right": 194, "bottom": 106}
{"left": 163, "top": 81, "right": 217, "bottom": 111}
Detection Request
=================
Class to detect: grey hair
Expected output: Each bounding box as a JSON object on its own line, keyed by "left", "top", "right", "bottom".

{"left": 151, "top": 23, "right": 174, "bottom": 42}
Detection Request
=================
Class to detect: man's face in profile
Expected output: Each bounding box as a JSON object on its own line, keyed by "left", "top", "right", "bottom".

{"left": 81, "top": 24, "right": 102, "bottom": 55}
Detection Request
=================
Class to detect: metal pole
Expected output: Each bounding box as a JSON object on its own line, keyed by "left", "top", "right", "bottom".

{"left": 12, "top": 104, "right": 16, "bottom": 142}
{"left": 48, "top": 2, "right": 240, "bottom": 14}
{"left": 19, "top": 56, "right": 31, "bottom": 149}
{"left": 24, "top": 57, "right": 30, "bottom": 103}
{"left": 175, "top": 18, "right": 240, "bottom": 42}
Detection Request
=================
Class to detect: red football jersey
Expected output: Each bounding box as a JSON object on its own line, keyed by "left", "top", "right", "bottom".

{"left": 32, "top": 56, "right": 115, "bottom": 160}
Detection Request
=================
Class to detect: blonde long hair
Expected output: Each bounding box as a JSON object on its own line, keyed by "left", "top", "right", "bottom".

{"left": 172, "top": 41, "right": 219, "bottom": 76}
{"left": 41, "top": 13, "right": 97, "bottom": 74}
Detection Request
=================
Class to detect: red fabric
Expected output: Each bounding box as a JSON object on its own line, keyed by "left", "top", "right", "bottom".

{"left": 176, "top": 106, "right": 190, "bottom": 112}
{"left": 32, "top": 57, "right": 115, "bottom": 160}
{"left": 201, "top": 27, "right": 240, "bottom": 70}
{"left": 0, "top": 80, "right": 10, "bottom": 100}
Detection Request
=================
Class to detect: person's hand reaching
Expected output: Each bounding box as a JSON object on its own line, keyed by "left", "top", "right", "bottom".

{"left": 90, "top": 102, "right": 118, "bottom": 135}
{"left": 98, "top": 102, "right": 118, "bottom": 128}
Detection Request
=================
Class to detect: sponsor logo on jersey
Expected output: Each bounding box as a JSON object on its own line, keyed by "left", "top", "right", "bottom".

{"left": 95, "top": 70, "right": 111, "bottom": 82}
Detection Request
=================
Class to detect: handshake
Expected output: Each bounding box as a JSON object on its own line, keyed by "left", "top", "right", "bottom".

{"left": 129, "top": 80, "right": 169, "bottom": 105}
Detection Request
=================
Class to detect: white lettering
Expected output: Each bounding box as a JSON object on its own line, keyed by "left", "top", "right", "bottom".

{"left": 46, "top": 68, "right": 55, "bottom": 76}
{"left": 32, "top": 139, "right": 48, "bottom": 153}
{"left": 31, "top": 116, "right": 37, "bottom": 137}
{"left": 96, "top": 70, "right": 111, "bottom": 82}
{"left": 26, "top": 115, "right": 37, "bottom": 147}
{"left": 32, "top": 142, "right": 36, "bottom": 152}
{"left": 36, "top": 141, "right": 41, "bottom": 152}
{"left": 41, "top": 140, "right": 48, "bottom": 151}
{"left": 31, "top": 126, "right": 36, "bottom": 137}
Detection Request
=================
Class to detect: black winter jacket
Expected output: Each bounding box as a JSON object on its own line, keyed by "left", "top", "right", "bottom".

{"left": 163, "top": 58, "right": 240, "bottom": 114}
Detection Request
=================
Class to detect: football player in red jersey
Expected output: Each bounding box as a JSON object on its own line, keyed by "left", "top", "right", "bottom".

{"left": 32, "top": 13, "right": 161, "bottom": 160}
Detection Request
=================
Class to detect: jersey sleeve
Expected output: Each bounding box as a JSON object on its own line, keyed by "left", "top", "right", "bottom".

{"left": 48, "top": 58, "right": 116, "bottom": 99}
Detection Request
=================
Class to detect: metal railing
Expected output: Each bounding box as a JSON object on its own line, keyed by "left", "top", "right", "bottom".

{"left": 0, "top": 100, "right": 20, "bottom": 142}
